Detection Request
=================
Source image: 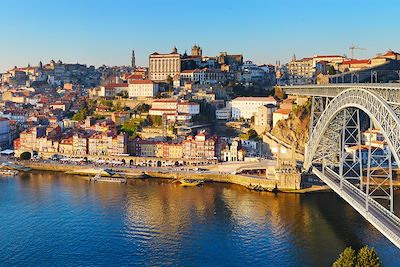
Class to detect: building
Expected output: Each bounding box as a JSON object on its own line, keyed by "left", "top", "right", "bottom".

{"left": 88, "top": 132, "right": 127, "bottom": 156}
{"left": 157, "top": 142, "right": 183, "bottom": 158}
{"left": 220, "top": 139, "right": 245, "bottom": 162}
{"left": 272, "top": 108, "right": 291, "bottom": 127}
{"left": 288, "top": 56, "right": 314, "bottom": 85}
{"left": 289, "top": 54, "right": 347, "bottom": 84}
{"left": 231, "top": 97, "right": 277, "bottom": 120}
{"left": 254, "top": 104, "right": 276, "bottom": 131}
{"left": 0, "top": 118, "right": 11, "bottom": 147}
{"left": 149, "top": 47, "right": 181, "bottom": 81}
{"left": 177, "top": 102, "right": 200, "bottom": 115}
{"left": 128, "top": 80, "right": 159, "bottom": 98}
{"left": 362, "top": 128, "right": 387, "bottom": 149}
{"left": 149, "top": 99, "right": 199, "bottom": 116}
{"left": 182, "top": 131, "right": 217, "bottom": 160}
{"left": 216, "top": 106, "right": 232, "bottom": 120}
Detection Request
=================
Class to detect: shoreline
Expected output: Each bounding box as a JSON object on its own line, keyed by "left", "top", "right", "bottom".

{"left": 16, "top": 161, "right": 331, "bottom": 194}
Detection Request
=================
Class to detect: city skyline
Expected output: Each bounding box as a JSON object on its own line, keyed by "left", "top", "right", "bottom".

{"left": 1, "top": 0, "right": 400, "bottom": 72}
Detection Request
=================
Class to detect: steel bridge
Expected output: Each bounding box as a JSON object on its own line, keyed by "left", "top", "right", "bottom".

{"left": 283, "top": 83, "right": 400, "bottom": 249}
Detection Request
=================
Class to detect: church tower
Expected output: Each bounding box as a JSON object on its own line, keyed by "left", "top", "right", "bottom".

{"left": 191, "top": 44, "right": 202, "bottom": 57}
{"left": 131, "top": 49, "right": 136, "bottom": 69}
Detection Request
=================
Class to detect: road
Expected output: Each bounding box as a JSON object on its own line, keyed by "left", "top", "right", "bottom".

{"left": 314, "top": 167, "right": 400, "bottom": 248}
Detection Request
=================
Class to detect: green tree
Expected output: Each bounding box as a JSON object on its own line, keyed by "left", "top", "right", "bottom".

{"left": 150, "top": 115, "right": 163, "bottom": 127}
{"left": 20, "top": 151, "right": 32, "bottom": 160}
{"left": 137, "top": 103, "right": 151, "bottom": 113}
{"left": 356, "top": 246, "right": 381, "bottom": 267}
{"left": 121, "top": 119, "right": 139, "bottom": 137}
{"left": 72, "top": 108, "right": 87, "bottom": 121}
{"left": 332, "top": 246, "right": 381, "bottom": 267}
{"left": 333, "top": 247, "right": 356, "bottom": 267}
{"left": 328, "top": 65, "right": 336, "bottom": 75}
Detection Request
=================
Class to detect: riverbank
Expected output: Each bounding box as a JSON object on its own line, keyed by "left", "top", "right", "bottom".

{"left": 17, "top": 161, "right": 328, "bottom": 193}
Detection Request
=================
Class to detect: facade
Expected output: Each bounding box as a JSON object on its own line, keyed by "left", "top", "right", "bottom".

{"left": 149, "top": 47, "right": 181, "bottom": 81}
{"left": 182, "top": 131, "right": 217, "bottom": 160}
{"left": 177, "top": 102, "right": 200, "bottom": 115}
{"left": 272, "top": 108, "right": 291, "bottom": 127}
{"left": 255, "top": 104, "right": 276, "bottom": 130}
{"left": 128, "top": 80, "right": 159, "bottom": 98}
{"left": 288, "top": 57, "right": 314, "bottom": 85}
{"left": 0, "top": 118, "right": 11, "bottom": 147}
{"left": 231, "top": 97, "right": 277, "bottom": 120}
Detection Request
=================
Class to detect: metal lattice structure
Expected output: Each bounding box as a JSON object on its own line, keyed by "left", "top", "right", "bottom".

{"left": 282, "top": 84, "right": 400, "bottom": 249}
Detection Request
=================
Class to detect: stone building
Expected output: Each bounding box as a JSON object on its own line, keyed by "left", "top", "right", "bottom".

{"left": 149, "top": 47, "right": 181, "bottom": 81}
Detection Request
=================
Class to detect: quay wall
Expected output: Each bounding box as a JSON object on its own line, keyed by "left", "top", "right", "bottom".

{"left": 20, "top": 162, "right": 301, "bottom": 192}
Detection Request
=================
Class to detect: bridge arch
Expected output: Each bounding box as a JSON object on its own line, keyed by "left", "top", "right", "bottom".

{"left": 305, "top": 88, "right": 400, "bottom": 170}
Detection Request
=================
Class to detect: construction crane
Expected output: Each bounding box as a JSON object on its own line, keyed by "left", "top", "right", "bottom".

{"left": 349, "top": 44, "right": 366, "bottom": 59}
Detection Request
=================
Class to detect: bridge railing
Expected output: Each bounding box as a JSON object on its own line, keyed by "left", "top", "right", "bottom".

{"left": 325, "top": 167, "right": 400, "bottom": 225}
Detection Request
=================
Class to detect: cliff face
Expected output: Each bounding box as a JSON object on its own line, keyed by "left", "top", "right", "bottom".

{"left": 271, "top": 103, "right": 310, "bottom": 152}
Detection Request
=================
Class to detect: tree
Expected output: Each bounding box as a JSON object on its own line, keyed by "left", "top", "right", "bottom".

{"left": 72, "top": 108, "right": 87, "bottom": 121}
{"left": 333, "top": 247, "right": 356, "bottom": 267}
{"left": 121, "top": 119, "right": 139, "bottom": 137}
{"left": 356, "top": 246, "right": 381, "bottom": 267}
{"left": 136, "top": 103, "right": 150, "bottom": 113}
{"left": 20, "top": 152, "right": 32, "bottom": 160}
{"left": 150, "top": 115, "right": 163, "bottom": 127}
{"left": 332, "top": 246, "right": 382, "bottom": 267}
{"left": 328, "top": 65, "right": 336, "bottom": 75}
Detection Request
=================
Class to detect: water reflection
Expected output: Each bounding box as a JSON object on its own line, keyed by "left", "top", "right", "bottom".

{"left": 0, "top": 172, "right": 399, "bottom": 266}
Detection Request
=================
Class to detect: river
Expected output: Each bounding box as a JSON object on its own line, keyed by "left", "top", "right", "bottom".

{"left": 0, "top": 171, "right": 399, "bottom": 266}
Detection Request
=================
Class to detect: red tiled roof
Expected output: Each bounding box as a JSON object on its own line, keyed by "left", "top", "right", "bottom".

{"left": 342, "top": 59, "right": 370, "bottom": 65}
{"left": 129, "top": 80, "right": 154, "bottom": 85}
{"left": 104, "top": 83, "right": 129, "bottom": 88}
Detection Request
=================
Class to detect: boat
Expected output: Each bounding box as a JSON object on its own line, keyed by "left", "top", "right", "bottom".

{"left": 90, "top": 173, "right": 127, "bottom": 184}
{"left": 0, "top": 169, "right": 19, "bottom": 176}
{"left": 179, "top": 179, "right": 204, "bottom": 187}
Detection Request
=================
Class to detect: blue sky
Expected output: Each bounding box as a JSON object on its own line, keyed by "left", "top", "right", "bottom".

{"left": 1, "top": 0, "right": 399, "bottom": 72}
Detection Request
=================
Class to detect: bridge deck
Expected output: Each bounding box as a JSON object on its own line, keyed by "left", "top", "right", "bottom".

{"left": 312, "top": 167, "right": 400, "bottom": 249}
{"left": 282, "top": 83, "right": 400, "bottom": 104}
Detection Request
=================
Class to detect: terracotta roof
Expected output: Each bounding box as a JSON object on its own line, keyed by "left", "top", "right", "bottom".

{"left": 104, "top": 83, "right": 128, "bottom": 88}
{"left": 342, "top": 59, "right": 370, "bottom": 65}
{"left": 274, "top": 108, "right": 291, "bottom": 115}
{"left": 129, "top": 80, "right": 154, "bottom": 85}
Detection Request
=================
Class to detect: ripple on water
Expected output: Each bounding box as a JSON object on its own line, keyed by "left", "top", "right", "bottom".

{"left": 0, "top": 174, "right": 399, "bottom": 266}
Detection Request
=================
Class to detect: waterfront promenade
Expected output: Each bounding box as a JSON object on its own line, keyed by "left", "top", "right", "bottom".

{"left": 9, "top": 159, "right": 314, "bottom": 192}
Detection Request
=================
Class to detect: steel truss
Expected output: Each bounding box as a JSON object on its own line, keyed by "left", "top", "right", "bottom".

{"left": 306, "top": 88, "right": 398, "bottom": 214}
{"left": 292, "top": 86, "right": 400, "bottom": 248}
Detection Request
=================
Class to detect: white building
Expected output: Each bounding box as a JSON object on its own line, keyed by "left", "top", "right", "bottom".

{"left": 216, "top": 102, "right": 232, "bottom": 120}
{"left": 231, "top": 97, "right": 277, "bottom": 120}
{"left": 177, "top": 102, "right": 200, "bottom": 115}
{"left": 149, "top": 99, "right": 199, "bottom": 116}
{"left": 272, "top": 108, "right": 291, "bottom": 127}
{"left": 128, "top": 80, "right": 159, "bottom": 98}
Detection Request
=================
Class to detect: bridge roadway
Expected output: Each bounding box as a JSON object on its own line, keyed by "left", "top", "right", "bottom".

{"left": 312, "top": 167, "right": 400, "bottom": 249}
{"left": 283, "top": 83, "right": 400, "bottom": 104}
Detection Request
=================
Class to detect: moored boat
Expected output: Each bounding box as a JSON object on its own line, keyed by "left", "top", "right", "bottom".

{"left": 0, "top": 169, "right": 19, "bottom": 176}
{"left": 179, "top": 179, "right": 204, "bottom": 187}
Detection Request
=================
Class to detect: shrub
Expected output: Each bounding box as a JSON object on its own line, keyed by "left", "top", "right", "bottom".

{"left": 20, "top": 152, "right": 32, "bottom": 160}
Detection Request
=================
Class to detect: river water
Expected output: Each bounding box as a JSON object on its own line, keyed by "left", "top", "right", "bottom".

{"left": 0, "top": 171, "right": 399, "bottom": 266}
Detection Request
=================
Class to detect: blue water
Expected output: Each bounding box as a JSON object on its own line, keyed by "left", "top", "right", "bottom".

{"left": 0, "top": 171, "right": 399, "bottom": 266}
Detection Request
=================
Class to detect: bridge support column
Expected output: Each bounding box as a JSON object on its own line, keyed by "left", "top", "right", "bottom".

{"left": 365, "top": 118, "right": 394, "bottom": 213}
{"left": 339, "top": 108, "right": 363, "bottom": 190}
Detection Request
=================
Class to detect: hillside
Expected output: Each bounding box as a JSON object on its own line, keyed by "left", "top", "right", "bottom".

{"left": 271, "top": 102, "right": 311, "bottom": 152}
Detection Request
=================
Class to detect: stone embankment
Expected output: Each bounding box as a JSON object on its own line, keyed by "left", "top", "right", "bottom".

{"left": 18, "top": 161, "right": 326, "bottom": 193}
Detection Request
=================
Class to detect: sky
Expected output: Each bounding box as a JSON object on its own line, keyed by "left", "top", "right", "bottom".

{"left": 1, "top": 0, "right": 400, "bottom": 72}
